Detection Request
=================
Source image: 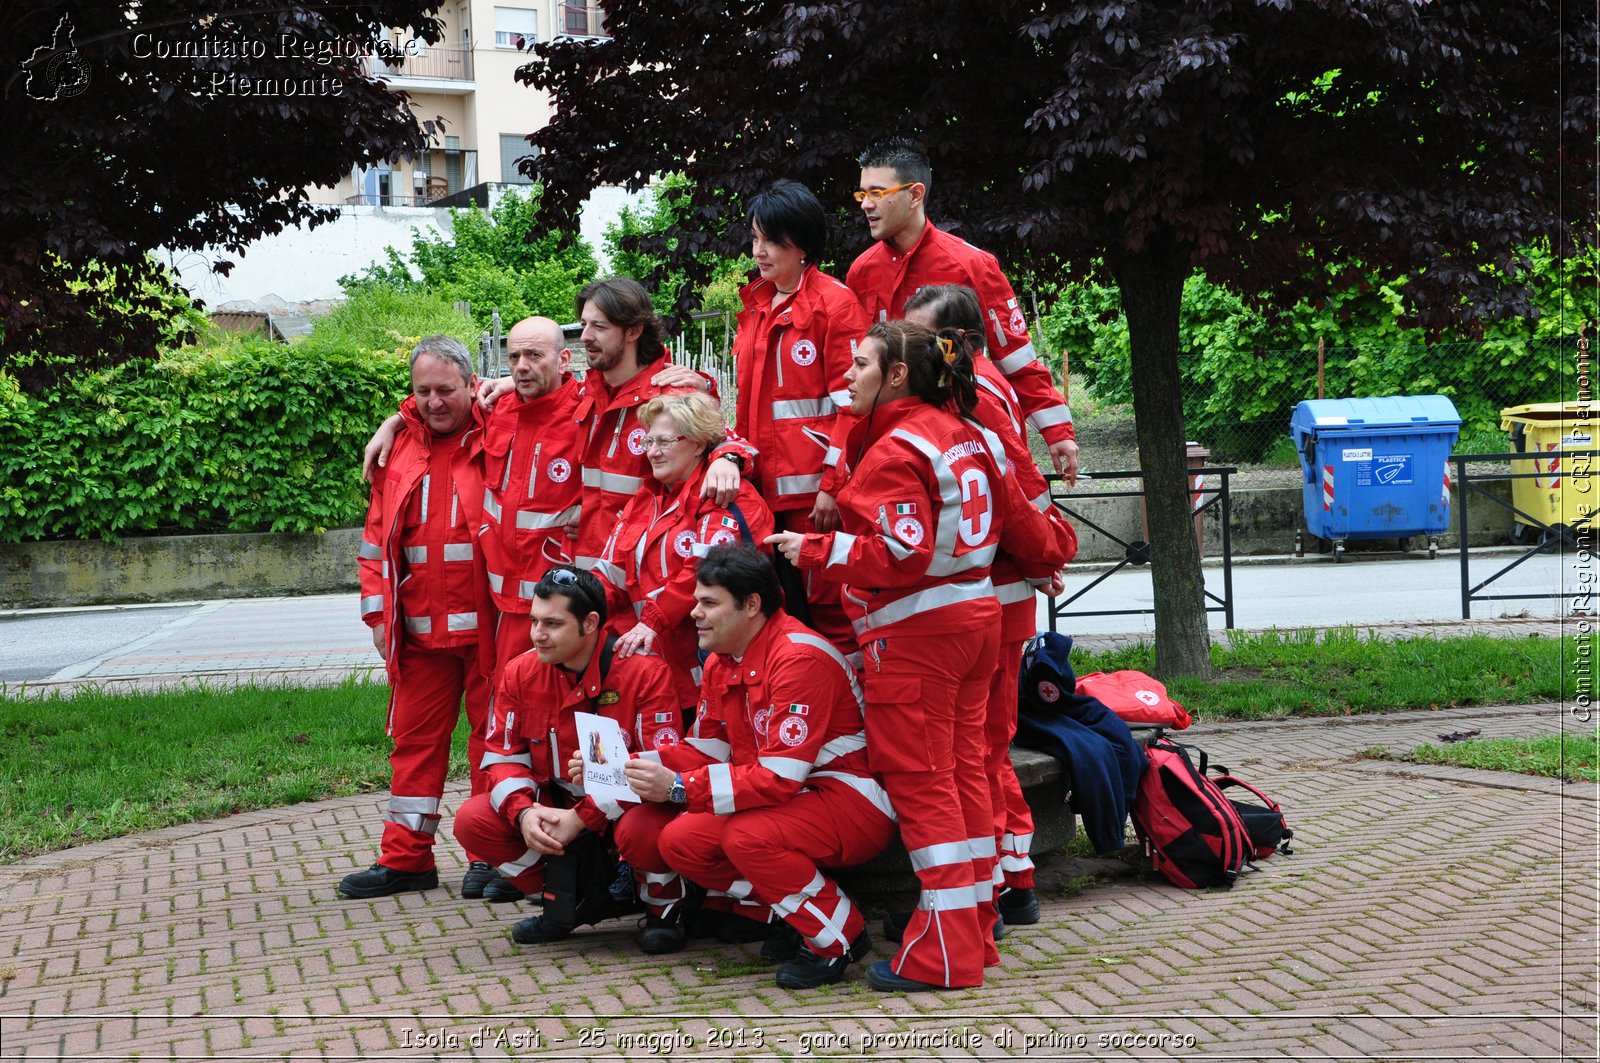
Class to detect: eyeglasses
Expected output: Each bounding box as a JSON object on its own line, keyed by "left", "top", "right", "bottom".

{"left": 537, "top": 567, "right": 600, "bottom": 618}
{"left": 853, "top": 181, "right": 916, "bottom": 204}
{"left": 642, "top": 434, "right": 688, "bottom": 451}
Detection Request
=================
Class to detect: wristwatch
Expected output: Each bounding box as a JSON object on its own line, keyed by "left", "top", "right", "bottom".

{"left": 718, "top": 453, "right": 746, "bottom": 472}
{"left": 668, "top": 773, "right": 687, "bottom": 805}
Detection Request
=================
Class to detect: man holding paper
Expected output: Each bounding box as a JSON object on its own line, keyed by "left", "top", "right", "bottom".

{"left": 450, "top": 565, "right": 688, "bottom": 952}
{"left": 619, "top": 544, "right": 897, "bottom": 989}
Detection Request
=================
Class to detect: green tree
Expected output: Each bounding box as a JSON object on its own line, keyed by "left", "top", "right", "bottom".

{"left": 604, "top": 174, "right": 752, "bottom": 320}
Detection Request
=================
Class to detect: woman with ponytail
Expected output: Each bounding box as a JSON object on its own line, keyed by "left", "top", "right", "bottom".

{"left": 904, "top": 284, "right": 1078, "bottom": 931}
{"left": 767, "top": 320, "right": 1071, "bottom": 992}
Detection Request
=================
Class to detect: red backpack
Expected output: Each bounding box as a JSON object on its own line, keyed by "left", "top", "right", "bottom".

{"left": 1132, "top": 736, "right": 1252, "bottom": 889}
{"left": 1076, "top": 670, "right": 1192, "bottom": 729}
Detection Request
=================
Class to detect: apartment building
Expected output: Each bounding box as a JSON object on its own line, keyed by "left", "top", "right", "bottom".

{"left": 312, "top": 0, "right": 608, "bottom": 207}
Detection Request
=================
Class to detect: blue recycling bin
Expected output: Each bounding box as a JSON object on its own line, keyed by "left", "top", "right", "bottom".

{"left": 1290, "top": 395, "right": 1462, "bottom": 561}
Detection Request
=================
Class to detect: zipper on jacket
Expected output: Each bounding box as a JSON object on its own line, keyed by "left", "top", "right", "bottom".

{"left": 529, "top": 442, "right": 543, "bottom": 499}
{"left": 988, "top": 308, "right": 1006, "bottom": 351}
{"left": 549, "top": 726, "right": 560, "bottom": 784}
{"left": 607, "top": 413, "right": 623, "bottom": 459}
{"left": 450, "top": 484, "right": 459, "bottom": 528}
{"left": 500, "top": 436, "right": 513, "bottom": 491}
{"left": 774, "top": 325, "right": 788, "bottom": 390}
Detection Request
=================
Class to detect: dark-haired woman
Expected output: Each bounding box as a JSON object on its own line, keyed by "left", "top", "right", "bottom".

{"left": 767, "top": 321, "right": 1073, "bottom": 992}
{"left": 905, "top": 284, "right": 1078, "bottom": 930}
{"left": 733, "top": 179, "right": 869, "bottom": 656}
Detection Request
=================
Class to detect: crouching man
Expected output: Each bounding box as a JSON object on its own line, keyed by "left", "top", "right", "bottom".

{"left": 623, "top": 544, "right": 896, "bottom": 988}
{"left": 450, "top": 566, "right": 688, "bottom": 951}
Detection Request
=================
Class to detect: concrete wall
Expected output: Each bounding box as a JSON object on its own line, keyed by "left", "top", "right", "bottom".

{"left": 0, "top": 484, "right": 1520, "bottom": 609}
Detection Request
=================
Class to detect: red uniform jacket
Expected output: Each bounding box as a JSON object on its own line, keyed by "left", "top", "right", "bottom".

{"left": 594, "top": 460, "right": 775, "bottom": 707}
{"left": 971, "top": 360, "right": 1078, "bottom": 642}
{"left": 797, "top": 397, "right": 1073, "bottom": 641}
{"left": 480, "top": 374, "right": 584, "bottom": 613}
{"left": 734, "top": 265, "right": 870, "bottom": 511}
{"left": 570, "top": 361, "right": 756, "bottom": 568}
{"left": 480, "top": 641, "right": 683, "bottom": 835}
{"left": 654, "top": 610, "right": 893, "bottom": 821}
{"left": 847, "top": 222, "right": 1076, "bottom": 445}
{"left": 359, "top": 397, "right": 491, "bottom": 680}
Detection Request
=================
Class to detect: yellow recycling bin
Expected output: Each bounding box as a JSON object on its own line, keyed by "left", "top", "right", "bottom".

{"left": 1500, "top": 401, "right": 1600, "bottom": 541}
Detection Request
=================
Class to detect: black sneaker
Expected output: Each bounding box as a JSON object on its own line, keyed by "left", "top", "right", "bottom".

{"left": 775, "top": 930, "right": 871, "bottom": 989}
{"left": 715, "top": 913, "right": 772, "bottom": 944}
{"left": 337, "top": 864, "right": 438, "bottom": 899}
{"left": 881, "top": 908, "right": 911, "bottom": 943}
{"left": 461, "top": 861, "right": 497, "bottom": 899}
{"left": 997, "top": 887, "right": 1040, "bottom": 925}
{"left": 759, "top": 922, "right": 803, "bottom": 962}
{"left": 511, "top": 915, "right": 573, "bottom": 945}
{"left": 482, "top": 875, "right": 526, "bottom": 904}
{"left": 992, "top": 910, "right": 1008, "bottom": 941}
{"left": 636, "top": 911, "right": 687, "bottom": 954}
{"left": 865, "top": 959, "right": 940, "bottom": 993}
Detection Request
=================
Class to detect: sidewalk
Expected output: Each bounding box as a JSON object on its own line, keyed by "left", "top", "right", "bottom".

{"left": 1, "top": 688, "right": 1594, "bottom": 1060}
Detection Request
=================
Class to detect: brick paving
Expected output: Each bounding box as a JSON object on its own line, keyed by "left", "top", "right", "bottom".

{"left": 1, "top": 685, "right": 1594, "bottom": 1061}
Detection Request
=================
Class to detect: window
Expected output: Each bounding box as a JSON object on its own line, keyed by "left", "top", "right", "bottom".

{"left": 494, "top": 7, "right": 536, "bottom": 48}
{"left": 500, "top": 135, "right": 537, "bottom": 184}
{"left": 562, "top": 2, "right": 606, "bottom": 37}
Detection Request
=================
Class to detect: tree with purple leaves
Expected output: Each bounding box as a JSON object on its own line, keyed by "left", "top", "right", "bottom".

{"left": 516, "top": 1, "right": 1594, "bottom": 676}
{"left": 2, "top": 1, "right": 449, "bottom": 392}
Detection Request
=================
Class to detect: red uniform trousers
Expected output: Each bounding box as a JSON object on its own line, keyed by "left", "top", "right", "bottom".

{"left": 451, "top": 796, "right": 684, "bottom": 918}
{"left": 988, "top": 637, "right": 1036, "bottom": 890}
{"left": 862, "top": 605, "right": 1001, "bottom": 988}
{"left": 774, "top": 509, "right": 854, "bottom": 658}
{"left": 656, "top": 786, "right": 895, "bottom": 957}
{"left": 493, "top": 607, "right": 534, "bottom": 682}
{"left": 384, "top": 642, "right": 490, "bottom": 871}
{"left": 608, "top": 801, "right": 689, "bottom": 916}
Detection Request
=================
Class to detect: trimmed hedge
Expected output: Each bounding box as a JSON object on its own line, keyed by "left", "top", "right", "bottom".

{"left": 0, "top": 333, "right": 409, "bottom": 542}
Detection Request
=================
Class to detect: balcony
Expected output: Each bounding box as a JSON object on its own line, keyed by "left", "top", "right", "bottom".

{"left": 558, "top": 2, "right": 609, "bottom": 39}
{"left": 363, "top": 44, "right": 474, "bottom": 88}
{"left": 343, "top": 148, "right": 480, "bottom": 207}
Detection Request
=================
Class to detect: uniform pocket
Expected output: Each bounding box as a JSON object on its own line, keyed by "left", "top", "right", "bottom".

{"left": 863, "top": 673, "right": 951, "bottom": 774}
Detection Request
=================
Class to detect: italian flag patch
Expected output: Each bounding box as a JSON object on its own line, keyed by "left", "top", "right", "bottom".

{"left": 720, "top": 516, "right": 739, "bottom": 529}
{"left": 655, "top": 712, "right": 674, "bottom": 723}
{"left": 788, "top": 703, "right": 809, "bottom": 715}
{"left": 894, "top": 503, "right": 916, "bottom": 515}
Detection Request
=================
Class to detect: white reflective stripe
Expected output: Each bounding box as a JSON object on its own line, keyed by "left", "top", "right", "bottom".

{"left": 690, "top": 541, "right": 713, "bottom": 559}
{"left": 517, "top": 579, "right": 541, "bottom": 600}
{"left": 758, "top": 756, "right": 811, "bottom": 782}
{"left": 516, "top": 504, "right": 581, "bottom": 531}
{"left": 813, "top": 732, "right": 867, "bottom": 766}
{"left": 498, "top": 848, "right": 544, "bottom": 879}
{"left": 403, "top": 545, "right": 428, "bottom": 563}
{"left": 809, "top": 770, "right": 895, "bottom": 821}
{"left": 420, "top": 473, "right": 431, "bottom": 522}
{"left": 774, "top": 473, "right": 823, "bottom": 495}
{"left": 636, "top": 748, "right": 663, "bottom": 764}
{"left": 802, "top": 893, "right": 852, "bottom": 951}
{"left": 995, "top": 341, "right": 1038, "bottom": 375}
{"left": 826, "top": 532, "right": 856, "bottom": 568}
{"left": 974, "top": 877, "right": 995, "bottom": 903}
{"left": 851, "top": 578, "right": 995, "bottom": 637}
{"left": 845, "top": 651, "right": 864, "bottom": 670}
{"left": 708, "top": 762, "right": 737, "bottom": 815}
{"left": 723, "top": 879, "right": 756, "bottom": 900}
{"left": 784, "top": 631, "right": 866, "bottom": 709}
{"left": 998, "top": 854, "right": 1036, "bottom": 872}
{"left": 690, "top": 665, "right": 702, "bottom": 685}
{"left": 823, "top": 445, "right": 843, "bottom": 468}
{"left": 404, "top": 616, "right": 432, "bottom": 633}
{"left": 388, "top": 795, "right": 440, "bottom": 815}
{"left": 1004, "top": 831, "right": 1035, "bottom": 854}
{"left": 480, "top": 751, "right": 533, "bottom": 769}
{"left": 358, "top": 539, "right": 383, "bottom": 561}
{"left": 882, "top": 532, "right": 915, "bottom": 561}
{"left": 889, "top": 427, "right": 987, "bottom": 578}
{"left": 489, "top": 776, "right": 536, "bottom": 813}
{"left": 771, "top": 397, "right": 833, "bottom": 419}
{"left": 482, "top": 489, "right": 502, "bottom": 522}
{"left": 443, "top": 543, "right": 474, "bottom": 561}
{"left": 773, "top": 870, "right": 826, "bottom": 917}
{"left": 359, "top": 595, "right": 383, "bottom": 614}
{"left": 573, "top": 553, "right": 604, "bottom": 571}
{"left": 686, "top": 736, "right": 732, "bottom": 761}
{"left": 968, "top": 835, "right": 997, "bottom": 859}
{"left": 384, "top": 812, "right": 437, "bottom": 833}
{"left": 486, "top": 570, "right": 505, "bottom": 593}
{"left": 918, "top": 884, "right": 978, "bottom": 912}
{"left": 975, "top": 376, "right": 1023, "bottom": 436}
{"left": 447, "top": 611, "right": 479, "bottom": 632}
{"left": 828, "top": 390, "right": 851, "bottom": 408}
{"left": 593, "top": 558, "right": 627, "bottom": 588}
{"left": 1030, "top": 488, "right": 1052, "bottom": 513}
{"left": 909, "top": 840, "right": 972, "bottom": 872}
{"left": 993, "top": 578, "right": 1034, "bottom": 606}
{"left": 1029, "top": 403, "right": 1074, "bottom": 430}
{"left": 581, "top": 467, "right": 645, "bottom": 494}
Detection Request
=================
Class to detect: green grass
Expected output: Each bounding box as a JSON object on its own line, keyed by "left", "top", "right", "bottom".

{"left": 0, "top": 677, "right": 468, "bottom": 863}
{"left": 1399, "top": 729, "right": 1600, "bottom": 782}
{"left": 1077, "top": 627, "right": 1578, "bottom": 721}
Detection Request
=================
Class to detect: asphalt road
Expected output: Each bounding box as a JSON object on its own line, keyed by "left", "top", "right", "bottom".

{"left": 0, "top": 549, "right": 1583, "bottom": 684}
